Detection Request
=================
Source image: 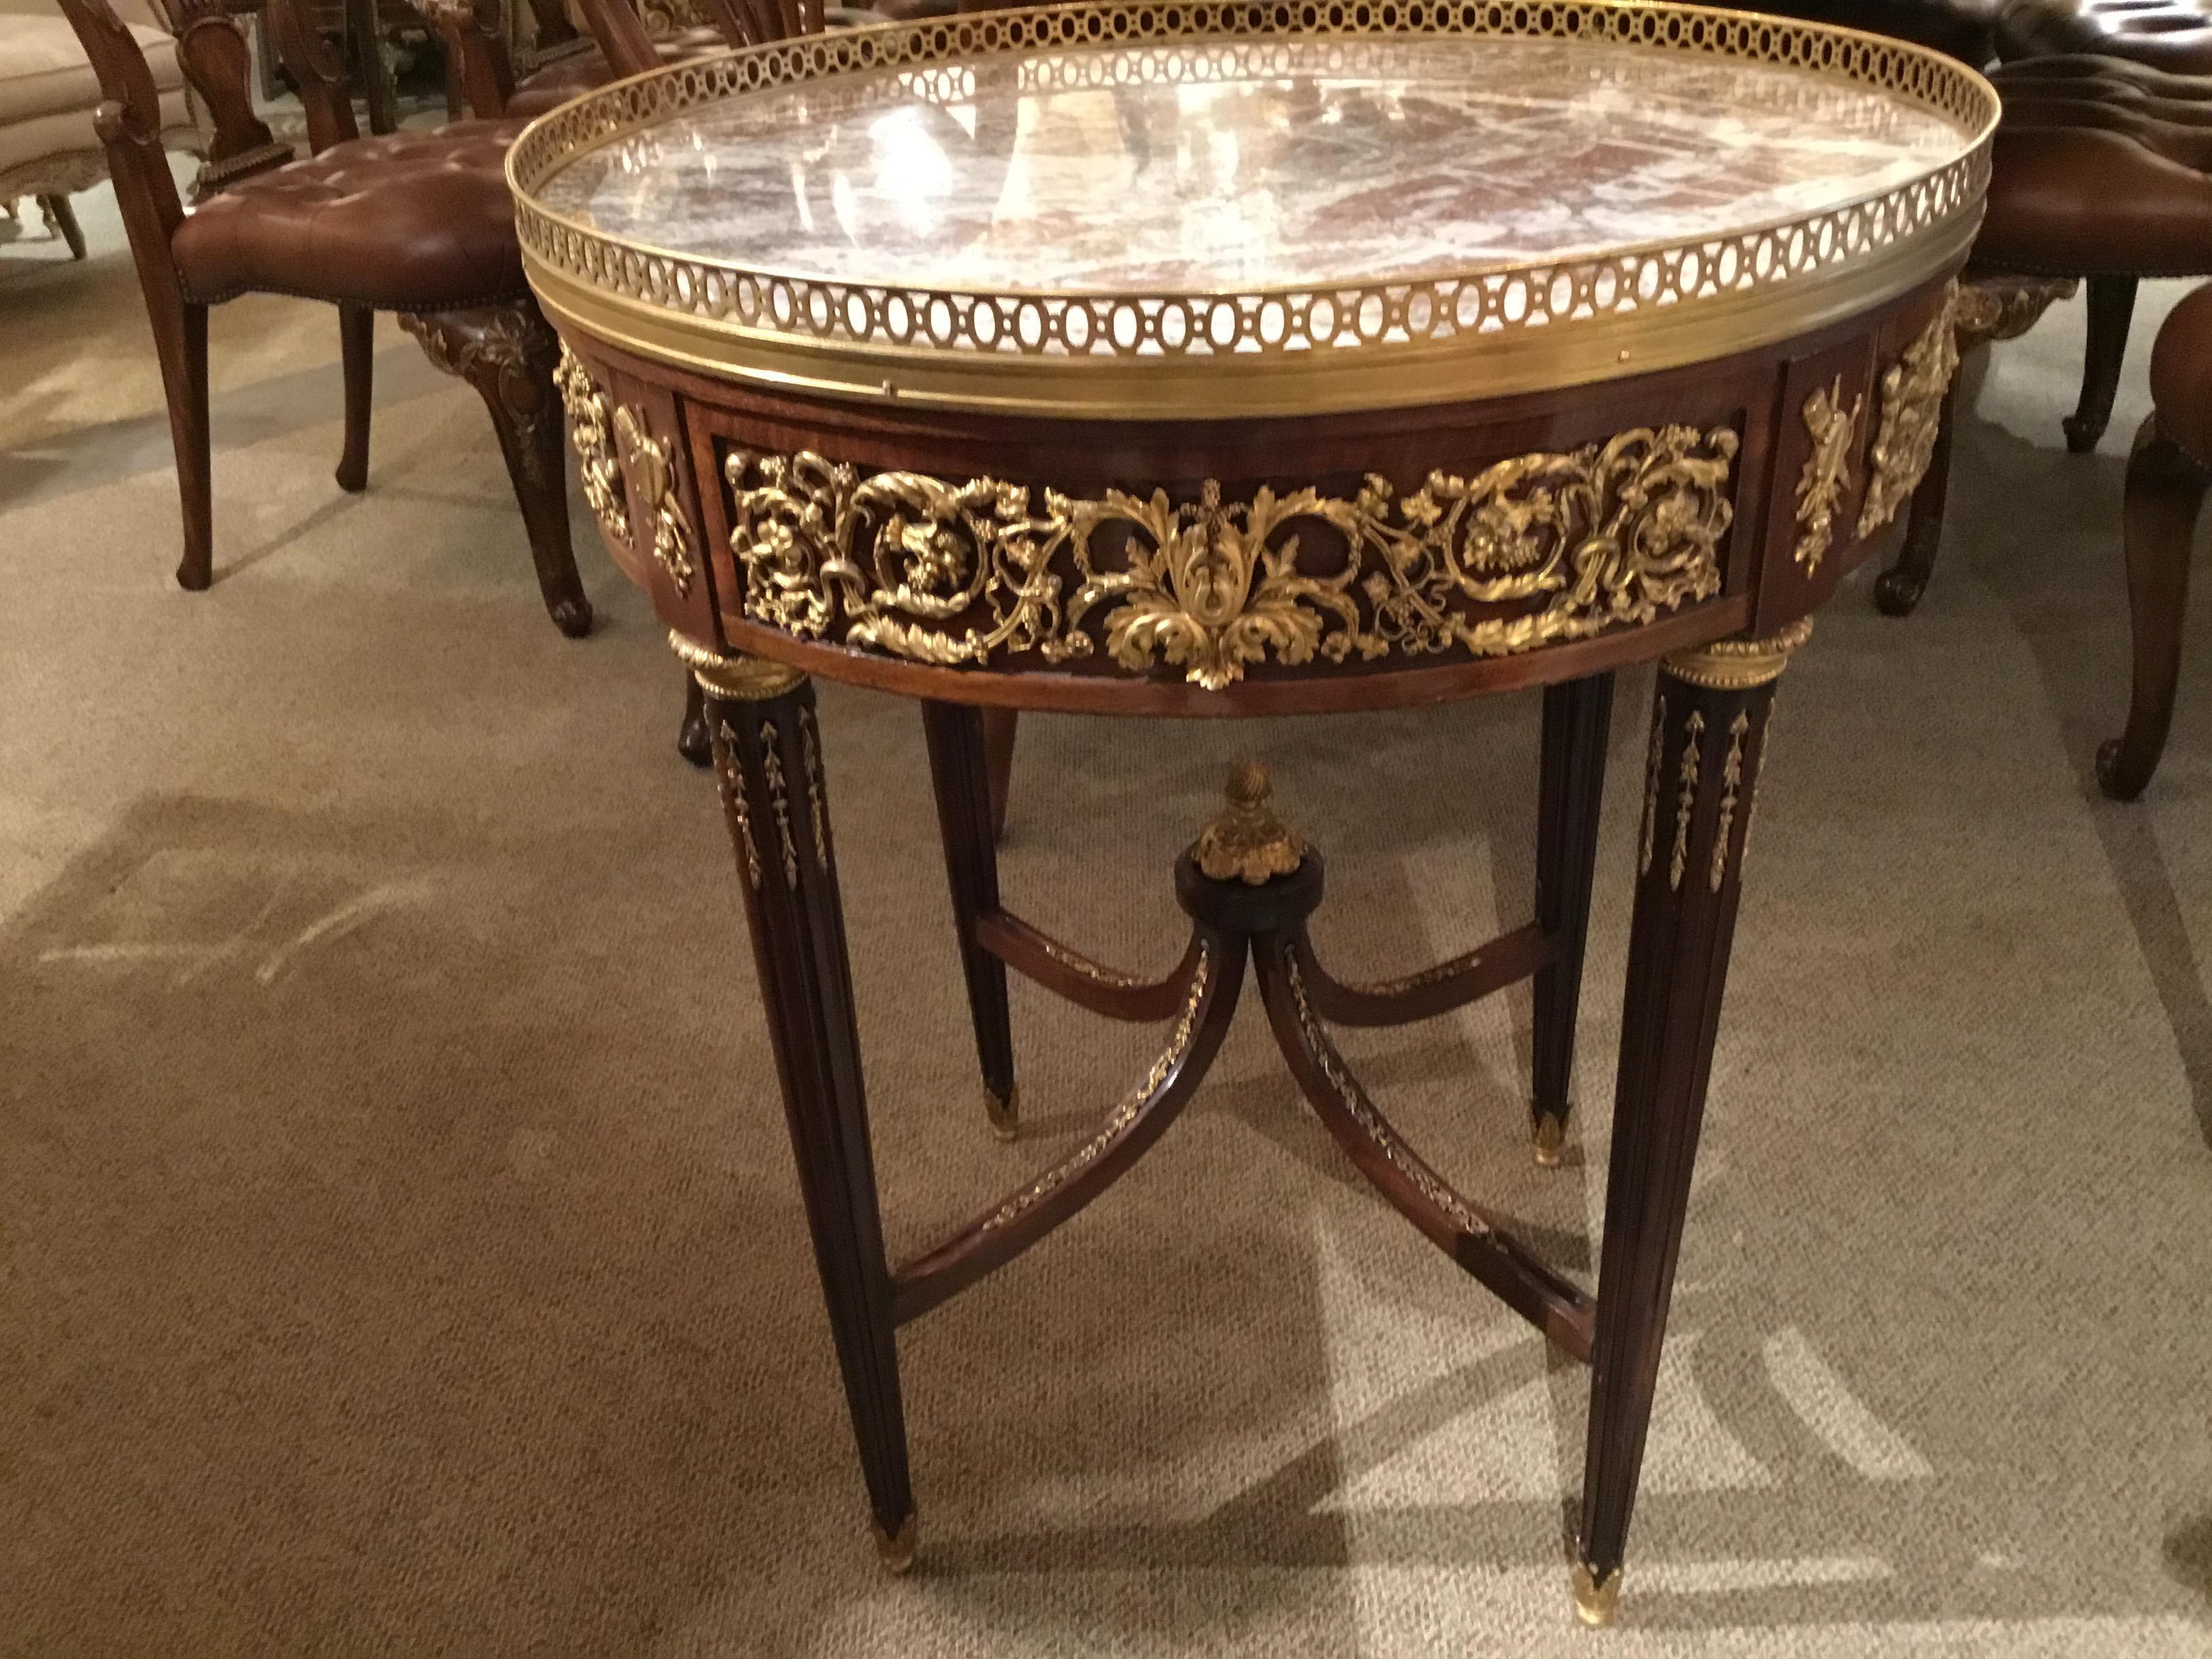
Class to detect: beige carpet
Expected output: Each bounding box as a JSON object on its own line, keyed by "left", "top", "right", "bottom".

{"left": 4, "top": 183, "right": 2211, "bottom": 1657}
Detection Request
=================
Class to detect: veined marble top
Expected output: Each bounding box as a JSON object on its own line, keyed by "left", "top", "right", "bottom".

{"left": 534, "top": 34, "right": 1971, "bottom": 294}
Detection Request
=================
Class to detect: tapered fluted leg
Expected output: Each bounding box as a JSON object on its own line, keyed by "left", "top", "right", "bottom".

{"left": 922, "top": 702, "right": 1017, "bottom": 1137}
{"left": 1876, "top": 382, "right": 1954, "bottom": 618}
{"left": 695, "top": 648, "right": 916, "bottom": 1566}
{"left": 400, "top": 303, "right": 592, "bottom": 638}
{"left": 2099, "top": 416, "right": 2209, "bottom": 801}
{"left": 1531, "top": 672, "right": 1614, "bottom": 1164}
{"left": 336, "top": 304, "right": 373, "bottom": 493}
{"left": 2065, "top": 276, "right": 2137, "bottom": 455}
{"left": 1575, "top": 623, "right": 1807, "bottom": 1626}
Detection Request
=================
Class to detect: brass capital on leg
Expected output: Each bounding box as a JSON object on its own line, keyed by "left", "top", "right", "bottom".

{"left": 1659, "top": 617, "right": 1812, "bottom": 692}
{"left": 1532, "top": 1110, "right": 1566, "bottom": 1168}
{"left": 670, "top": 628, "right": 807, "bottom": 701}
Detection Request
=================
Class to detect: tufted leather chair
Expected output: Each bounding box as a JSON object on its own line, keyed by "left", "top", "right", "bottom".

{"left": 1755, "top": 0, "right": 2005, "bottom": 62}
{"left": 58, "top": 0, "right": 592, "bottom": 633}
{"left": 1872, "top": 56, "right": 2212, "bottom": 619}
{"left": 1981, "top": 0, "right": 2212, "bottom": 453}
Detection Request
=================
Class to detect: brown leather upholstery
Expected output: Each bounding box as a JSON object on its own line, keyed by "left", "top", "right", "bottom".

{"left": 171, "top": 121, "right": 531, "bottom": 309}
{"left": 1975, "top": 56, "right": 2212, "bottom": 275}
{"left": 2150, "top": 280, "right": 2212, "bottom": 458}
{"left": 1750, "top": 0, "right": 2003, "bottom": 64}
{"left": 1997, "top": 0, "right": 2212, "bottom": 73}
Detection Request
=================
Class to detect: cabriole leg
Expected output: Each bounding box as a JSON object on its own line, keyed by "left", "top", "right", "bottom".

{"left": 1880, "top": 275, "right": 2079, "bottom": 619}
{"left": 38, "top": 194, "right": 85, "bottom": 260}
{"left": 1531, "top": 672, "right": 1614, "bottom": 1164}
{"left": 2098, "top": 415, "right": 2209, "bottom": 801}
{"left": 2065, "top": 276, "right": 2137, "bottom": 455}
{"left": 400, "top": 302, "right": 592, "bottom": 639}
{"left": 693, "top": 647, "right": 916, "bottom": 1569}
{"left": 1876, "top": 381, "right": 1954, "bottom": 618}
{"left": 678, "top": 673, "right": 710, "bottom": 766}
{"left": 1575, "top": 621, "right": 1809, "bottom": 1626}
{"left": 921, "top": 703, "right": 1018, "bottom": 1138}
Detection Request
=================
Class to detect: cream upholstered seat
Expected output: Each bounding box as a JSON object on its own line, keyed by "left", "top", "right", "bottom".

{"left": 1, "top": 0, "right": 199, "bottom": 256}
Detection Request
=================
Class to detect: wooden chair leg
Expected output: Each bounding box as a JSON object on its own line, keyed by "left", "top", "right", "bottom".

{"left": 1530, "top": 672, "right": 1614, "bottom": 1165}
{"left": 678, "top": 672, "right": 710, "bottom": 766}
{"left": 335, "top": 303, "right": 373, "bottom": 493}
{"left": 2064, "top": 276, "right": 2137, "bottom": 456}
{"left": 922, "top": 702, "right": 1018, "bottom": 1137}
{"left": 980, "top": 706, "right": 1017, "bottom": 842}
{"left": 400, "top": 302, "right": 592, "bottom": 638}
{"left": 1875, "top": 381, "right": 1955, "bottom": 617}
{"left": 2098, "top": 415, "right": 2209, "bottom": 801}
{"left": 1878, "top": 274, "right": 2081, "bottom": 619}
{"left": 37, "top": 193, "right": 85, "bottom": 260}
{"left": 150, "top": 299, "right": 215, "bottom": 592}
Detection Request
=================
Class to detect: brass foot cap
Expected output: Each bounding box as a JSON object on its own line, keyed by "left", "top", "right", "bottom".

{"left": 873, "top": 1513, "right": 918, "bottom": 1575}
{"left": 985, "top": 1084, "right": 1019, "bottom": 1143}
{"left": 1572, "top": 1563, "right": 1621, "bottom": 1628}
{"left": 1533, "top": 1111, "right": 1566, "bottom": 1168}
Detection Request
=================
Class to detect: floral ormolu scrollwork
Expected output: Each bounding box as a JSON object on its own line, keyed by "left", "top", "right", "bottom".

{"left": 1858, "top": 287, "right": 1961, "bottom": 539}
{"left": 1793, "top": 378, "right": 1861, "bottom": 574}
{"left": 722, "top": 426, "right": 1737, "bottom": 690}
{"left": 613, "top": 405, "right": 697, "bottom": 598}
{"left": 553, "top": 345, "right": 628, "bottom": 553}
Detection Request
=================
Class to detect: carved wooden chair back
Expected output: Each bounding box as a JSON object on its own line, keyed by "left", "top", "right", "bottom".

{"left": 719, "top": 0, "right": 826, "bottom": 45}
{"left": 59, "top": 0, "right": 375, "bottom": 329}
{"left": 419, "top": 0, "right": 525, "bottom": 121}
{"left": 573, "top": 0, "right": 824, "bottom": 81}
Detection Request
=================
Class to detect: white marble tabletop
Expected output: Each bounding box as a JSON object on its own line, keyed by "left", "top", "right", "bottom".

{"left": 535, "top": 34, "right": 1969, "bottom": 294}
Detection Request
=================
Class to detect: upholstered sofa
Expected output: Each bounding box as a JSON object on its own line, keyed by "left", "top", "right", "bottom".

{"left": 1, "top": 0, "right": 199, "bottom": 257}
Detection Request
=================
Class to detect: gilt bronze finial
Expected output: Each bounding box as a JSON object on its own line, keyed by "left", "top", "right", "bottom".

{"left": 1193, "top": 761, "right": 1305, "bottom": 885}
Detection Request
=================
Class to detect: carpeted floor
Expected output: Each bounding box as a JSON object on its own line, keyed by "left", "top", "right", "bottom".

{"left": 3, "top": 182, "right": 2210, "bottom": 1657}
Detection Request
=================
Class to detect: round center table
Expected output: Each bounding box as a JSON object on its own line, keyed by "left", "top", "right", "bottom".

{"left": 509, "top": 2, "right": 1994, "bottom": 1622}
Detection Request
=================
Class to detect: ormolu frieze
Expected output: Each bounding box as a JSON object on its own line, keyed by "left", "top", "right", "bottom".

{"left": 721, "top": 426, "right": 1737, "bottom": 690}
{"left": 1858, "top": 286, "right": 1961, "bottom": 540}
{"left": 552, "top": 345, "right": 629, "bottom": 554}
